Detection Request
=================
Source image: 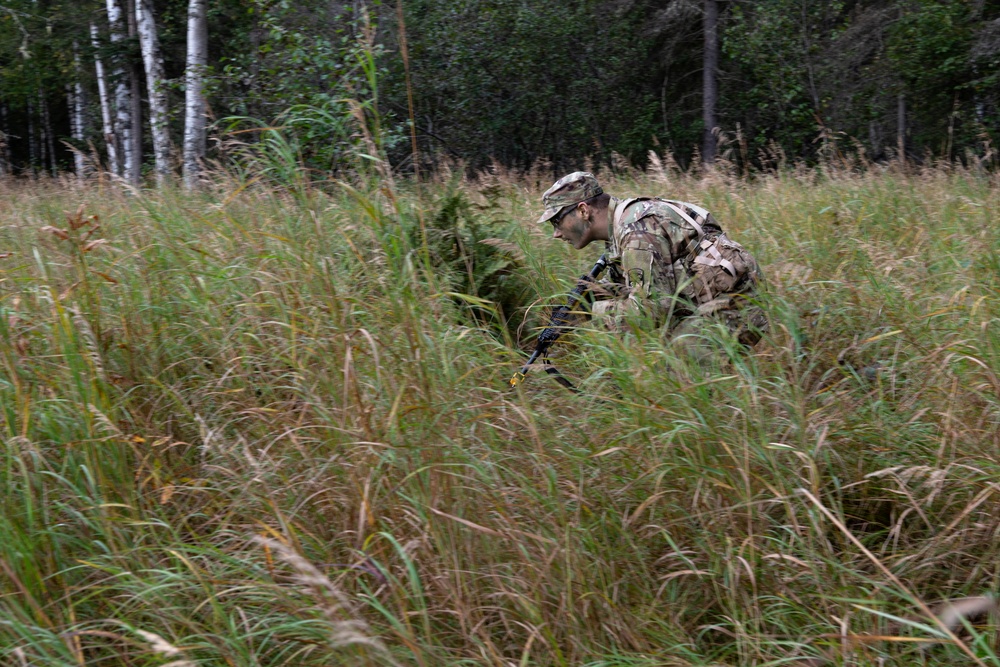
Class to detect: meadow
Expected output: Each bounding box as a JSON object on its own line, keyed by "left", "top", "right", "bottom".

{"left": 0, "top": 159, "right": 998, "bottom": 666}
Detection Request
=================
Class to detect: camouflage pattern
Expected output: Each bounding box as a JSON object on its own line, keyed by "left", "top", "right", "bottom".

{"left": 536, "top": 171, "right": 604, "bottom": 224}
{"left": 592, "top": 197, "right": 767, "bottom": 355}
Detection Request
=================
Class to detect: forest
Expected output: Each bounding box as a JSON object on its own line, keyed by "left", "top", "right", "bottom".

{"left": 0, "top": 0, "right": 999, "bottom": 179}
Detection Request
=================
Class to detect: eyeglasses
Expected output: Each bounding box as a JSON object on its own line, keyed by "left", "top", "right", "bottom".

{"left": 550, "top": 205, "right": 576, "bottom": 230}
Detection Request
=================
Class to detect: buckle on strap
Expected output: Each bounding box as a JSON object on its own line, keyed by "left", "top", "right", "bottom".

{"left": 693, "top": 240, "right": 737, "bottom": 276}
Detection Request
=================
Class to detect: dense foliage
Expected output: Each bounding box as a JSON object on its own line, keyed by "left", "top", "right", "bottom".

{"left": 0, "top": 0, "right": 999, "bottom": 176}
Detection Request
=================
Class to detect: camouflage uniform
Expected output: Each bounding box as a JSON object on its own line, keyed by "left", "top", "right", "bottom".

{"left": 539, "top": 172, "right": 766, "bottom": 362}
{"left": 596, "top": 197, "right": 766, "bottom": 360}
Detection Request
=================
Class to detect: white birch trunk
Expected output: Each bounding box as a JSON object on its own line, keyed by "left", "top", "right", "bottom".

{"left": 183, "top": 0, "right": 208, "bottom": 189}
{"left": 71, "top": 41, "right": 89, "bottom": 179}
{"left": 67, "top": 85, "right": 84, "bottom": 180}
{"left": 106, "top": 0, "right": 136, "bottom": 183}
{"left": 91, "top": 23, "right": 120, "bottom": 176}
{"left": 137, "top": 0, "right": 170, "bottom": 184}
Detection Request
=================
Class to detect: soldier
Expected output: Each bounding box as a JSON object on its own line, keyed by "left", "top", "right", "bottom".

{"left": 538, "top": 171, "right": 766, "bottom": 363}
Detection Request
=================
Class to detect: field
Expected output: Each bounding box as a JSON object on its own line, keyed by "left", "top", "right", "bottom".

{"left": 1, "top": 162, "right": 998, "bottom": 666}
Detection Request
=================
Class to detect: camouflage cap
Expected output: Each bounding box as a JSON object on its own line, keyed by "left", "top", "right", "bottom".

{"left": 537, "top": 171, "right": 603, "bottom": 224}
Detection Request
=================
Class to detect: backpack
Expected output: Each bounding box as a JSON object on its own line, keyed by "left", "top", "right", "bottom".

{"left": 638, "top": 199, "right": 760, "bottom": 306}
{"left": 689, "top": 233, "right": 759, "bottom": 304}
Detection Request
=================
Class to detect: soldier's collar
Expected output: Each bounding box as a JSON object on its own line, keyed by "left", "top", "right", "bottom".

{"left": 606, "top": 196, "right": 620, "bottom": 237}
{"left": 605, "top": 196, "right": 621, "bottom": 255}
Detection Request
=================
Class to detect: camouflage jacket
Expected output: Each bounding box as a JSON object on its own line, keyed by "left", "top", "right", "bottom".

{"left": 599, "top": 197, "right": 762, "bottom": 330}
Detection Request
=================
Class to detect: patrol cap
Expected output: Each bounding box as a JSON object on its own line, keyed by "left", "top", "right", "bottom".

{"left": 537, "top": 171, "right": 603, "bottom": 224}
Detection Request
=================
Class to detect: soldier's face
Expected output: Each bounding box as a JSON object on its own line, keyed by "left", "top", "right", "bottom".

{"left": 551, "top": 206, "right": 592, "bottom": 249}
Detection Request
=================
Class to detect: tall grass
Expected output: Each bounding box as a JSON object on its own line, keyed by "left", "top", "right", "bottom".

{"left": 0, "top": 162, "right": 998, "bottom": 666}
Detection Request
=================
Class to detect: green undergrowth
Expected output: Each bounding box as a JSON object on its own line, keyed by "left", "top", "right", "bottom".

{"left": 0, "top": 165, "right": 998, "bottom": 666}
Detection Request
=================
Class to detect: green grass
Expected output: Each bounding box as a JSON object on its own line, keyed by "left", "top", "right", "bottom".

{"left": 0, "top": 163, "right": 998, "bottom": 666}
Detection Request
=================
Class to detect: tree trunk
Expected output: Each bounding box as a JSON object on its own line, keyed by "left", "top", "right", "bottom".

{"left": 137, "top": 0, "right": 170, "bottom": 184}
{"left": 127, "top": 0, "right": 143, "bottom": 183}
{"left": 183, "top": 0, "right": 208, "bottom": 189}
{"left": 702, "top": 0, "right": 718, "bottom": 165}
{"left": 92, "top": 22, "right": 120, "bottom": 176}
{"left": 67, "top": 85, "right": 84, "bottom": 179}
{"left": 897, "top": 92, "right": 906, "bottom": 163}
{"left": 107, "top": 0, "right": 136, "bottom": 183}
{"left": 27, "top": 97, "right": 38, "bottom": 176}
{"left": 71, "top": 41, "right": 89, "bottom": 179}
{"left": 249, "top": 20, "right": 263, "bottom": 119}
{"left": 37, "top": 90, "right": 51, "bottom": 175}
{"left": 41, "top": 92, "right": 57, "bottom": 176}
{"left": 0, "top": 103, "right": 9, "bottom": 178}
{"left": 397, "top": 0, "right": 419, "bottom": 179}
{"left": 66, "top": 40, "right": 87, "bottom": 180}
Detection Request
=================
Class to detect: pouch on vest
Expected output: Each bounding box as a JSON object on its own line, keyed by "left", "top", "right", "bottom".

{"left": 690, "top": 235, "right": 755, "bottom": 305}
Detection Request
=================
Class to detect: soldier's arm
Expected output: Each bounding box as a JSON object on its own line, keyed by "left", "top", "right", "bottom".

{"left": 593, "top": 261, "right": 627, "bottom": 301}
{"left": 592, "top": 230, "right": 672, "bottom": 331}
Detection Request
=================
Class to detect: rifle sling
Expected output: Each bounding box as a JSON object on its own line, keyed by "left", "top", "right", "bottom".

{"left": 543, "top": 357, "right": 579, "bottom": 392}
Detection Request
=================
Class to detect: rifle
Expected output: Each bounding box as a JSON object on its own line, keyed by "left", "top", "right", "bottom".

{"left": 509, "top": 254, "right": 611, "bottom": 391}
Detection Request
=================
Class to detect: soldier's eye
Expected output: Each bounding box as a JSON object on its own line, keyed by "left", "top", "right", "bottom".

{"left": 551, "top": 208, "right": 571, "bottom": 229}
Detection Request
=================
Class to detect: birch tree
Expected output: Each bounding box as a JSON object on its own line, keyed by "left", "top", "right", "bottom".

{"left": 70, "top": 41, "right": 88, "bottom": 179}
{"left": 67, "top": 84, "right": 84, "bottom": 178}
{"left": 106, "top": 0, "right": 137, "bottom": 182}
{"left": 91, "top": 22, "right": 119, "bottom": 176}
{"left": 137, "top": 0, "right": 170, "bottom": 183}
{"left": 183, "top": 0, "right": 208, "bottom": 189}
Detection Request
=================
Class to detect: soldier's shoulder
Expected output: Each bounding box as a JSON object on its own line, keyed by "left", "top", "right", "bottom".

{"left": 629, "top": 198, "right": 716, "bottom": 231}
{"left": 618, "top": 198, "right": 664, "bottom": 228}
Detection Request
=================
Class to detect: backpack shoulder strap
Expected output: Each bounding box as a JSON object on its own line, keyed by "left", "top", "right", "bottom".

{"left": 613, "top": 197, "right": 640, "bottom": 229}
{"left": 659, "top": 199, "right": 705, "bottom": 237}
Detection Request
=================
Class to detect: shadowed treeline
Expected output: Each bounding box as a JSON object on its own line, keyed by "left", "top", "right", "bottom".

{"left": 1, "top": 0, "right": 999, "bottom": 178}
